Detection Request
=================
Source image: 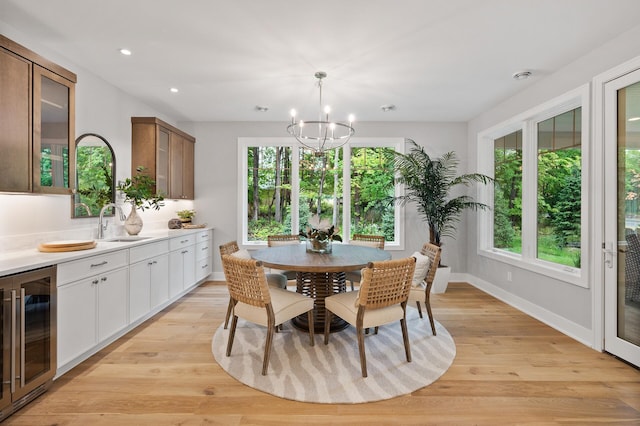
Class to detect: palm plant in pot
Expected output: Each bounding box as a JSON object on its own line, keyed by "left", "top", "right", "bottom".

{"left": 116, "top": 166, "right": 165, "bottom": 235}
{"left": 393, "top": 139, "right": 492, "bottom": 292}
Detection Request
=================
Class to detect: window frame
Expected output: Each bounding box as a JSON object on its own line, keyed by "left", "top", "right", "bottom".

{"left": 238, "top": 137, "right": 405, "bottom": 250}
{"left": 477, "top": 84, "right": 590, "bottom": 287}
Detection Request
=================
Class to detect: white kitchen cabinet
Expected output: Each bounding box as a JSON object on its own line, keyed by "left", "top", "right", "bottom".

{"left": 169, "top": 234, "right": 196, "bottom": 298}
{"left": 57, "top": 251, "right": 128, "bottom": 368}
{"left": 195, "top": 230, "right": 212, "bottom": 282}
{"left": 129, "top": 241, "right": 169, "bottom": 323}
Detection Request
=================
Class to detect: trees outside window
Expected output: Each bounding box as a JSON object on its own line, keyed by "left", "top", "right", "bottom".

{"left": 240, "top": 138, "right": 402, "bottom": 246}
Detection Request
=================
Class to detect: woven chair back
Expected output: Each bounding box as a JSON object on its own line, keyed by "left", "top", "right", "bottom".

{"left": 420, "top": 243, "right": 442, "bottom": 286}
{"left": 267, "top": 234, "right": 300, "bottom": 247}
{"left": 219, "top": 240, "right": 240, "bottom": 257}
{"left": 358, "top": 257, "right": 416, "bottom": 309}
{"left": 221, "top": 254, "right": 271, "bottom": 308}
{"left": 351, "top": 234, "right": 385, "bottom": 249}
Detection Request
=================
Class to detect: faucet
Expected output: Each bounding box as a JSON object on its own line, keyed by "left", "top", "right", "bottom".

{"left": 98, "top": 203, "right": 126, "bottom": 239}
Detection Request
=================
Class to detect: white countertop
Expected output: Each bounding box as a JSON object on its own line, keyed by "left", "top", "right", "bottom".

{"left": 0, "top": 227, "right": 213, "bottom": 277}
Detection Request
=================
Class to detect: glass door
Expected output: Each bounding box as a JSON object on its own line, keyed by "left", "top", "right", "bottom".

{"left": 604, "top": 68, "right": 640, "bottom": 367}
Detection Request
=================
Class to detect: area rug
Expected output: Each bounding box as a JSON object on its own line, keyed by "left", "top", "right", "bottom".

{"left": 211, "top": 309, "right": 456, "bottom": 403}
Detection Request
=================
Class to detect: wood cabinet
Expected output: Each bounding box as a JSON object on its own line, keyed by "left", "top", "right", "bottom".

{"left": 0, "top": 35, "right": 76, "bottom": 194}
{"left": 131, "top": 117, "right": 195, "bottom": 199}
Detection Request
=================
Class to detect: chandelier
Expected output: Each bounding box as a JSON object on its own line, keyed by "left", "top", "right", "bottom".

{"left": 287, "top": 71, "right": 355, "bottom": 156}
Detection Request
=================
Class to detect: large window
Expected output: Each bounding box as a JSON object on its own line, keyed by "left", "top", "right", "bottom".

{"left": 239, "top": 138, "right": 403, "bottom": 247}
{"left": 478, "top": 85, "right": 589, "bottom": 286}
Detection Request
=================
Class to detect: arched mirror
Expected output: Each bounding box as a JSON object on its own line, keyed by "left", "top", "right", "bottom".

{"left": 72, "top": 133, "right": 116, "bottom": 218}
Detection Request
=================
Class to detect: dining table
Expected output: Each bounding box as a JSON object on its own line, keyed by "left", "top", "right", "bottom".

{"left": 252, "top": 242, "right": 391, "bottom": 332}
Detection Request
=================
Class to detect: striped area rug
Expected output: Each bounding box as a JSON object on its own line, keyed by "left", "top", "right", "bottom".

{"left": 211, "top": 309, "right": 456, "bottom": 403}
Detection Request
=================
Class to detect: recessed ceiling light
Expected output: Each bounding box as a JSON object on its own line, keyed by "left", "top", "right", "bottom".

{"left": 629, "top": 116, "right": 640, "bottom": 122}
{"left": 255, "top": 105, "right": 269, "bottom": 112}
{"left": 512, "top": 70, "right": 532, "bottom": 80}
{"left": 381, "top": 104, "right": 396, "bottom": 112}
{"left": 119, "top": 48, "right": 132, "bottom": 56}
{"left": 170, "top": 88, "right": 179, "bottom": 93}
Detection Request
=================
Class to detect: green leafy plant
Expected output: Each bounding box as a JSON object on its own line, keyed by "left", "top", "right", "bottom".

{"left": 176, "top": 209, "right": 195, "bottom": 221}
{"left": 393, "top": 139, "right": 492, "bottom": 248}
{"left": 116, "top": 166, "right": 164, "bottom": 211}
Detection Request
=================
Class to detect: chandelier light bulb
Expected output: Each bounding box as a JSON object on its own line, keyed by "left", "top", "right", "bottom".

{"left": 324, "top": 105, "right": 331, "bottom": 114}
{"left": 290, "top": 109, "right": 297, "bottom": 118}
{"left": 348, "top": 114, "right": 355, "bottom": 123}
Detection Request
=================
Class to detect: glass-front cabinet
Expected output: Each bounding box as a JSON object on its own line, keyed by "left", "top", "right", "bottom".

{"left": 0, "top": 35, "right": 76, "bottom": 195}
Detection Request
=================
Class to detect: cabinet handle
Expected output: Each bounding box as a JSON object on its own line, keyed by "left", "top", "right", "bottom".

{"left": 153, "top": 260, "right": 157, "bottom": 265}
{"left": 181, "top": 250, "right": 188, "bottom": 254}
{"left": 181, "top": 239, "right": 189, "bottom": 244}
{"left": 92, "top": 279, "right": 99, "bottom": 285}
{"left": 10, "top": 290, "right": 16, "bottom": 394}
{"left": 101, "top": 277, "right": 107, "bottom": 282}
{"left": 201, "top": 264, "right": 208, "bottom": 269}
{"left": 148, "top": 261, "right": 154, "bottom": 266}
{"left": 90, "top": 261, "right": 108, "bottom": 268}
{"left": 201, "top": 246, "right": 208, "bottom": 251}
{"left": 19, "top": 288, "right": 25, "bottom": 388}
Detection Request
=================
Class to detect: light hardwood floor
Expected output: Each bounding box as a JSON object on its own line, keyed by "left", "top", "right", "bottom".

{"left": 8, "top": 282, "right": 640, "bottom": 425}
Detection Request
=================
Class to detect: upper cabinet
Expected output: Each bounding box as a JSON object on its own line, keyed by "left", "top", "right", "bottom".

{"left": 131, "top": 117, "right": 195, "bottom": 200}
{"left": 0, "top": 35, "right": 76, "bottom": 194}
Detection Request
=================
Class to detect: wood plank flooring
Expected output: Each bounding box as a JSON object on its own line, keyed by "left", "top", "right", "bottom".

{"left": 7, "top": 282, "right": 640, "bottom": 425}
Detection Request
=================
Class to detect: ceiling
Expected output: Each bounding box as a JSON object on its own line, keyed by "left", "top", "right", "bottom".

{"left": 2, "top": 0, "right": 640, "bottom": 123}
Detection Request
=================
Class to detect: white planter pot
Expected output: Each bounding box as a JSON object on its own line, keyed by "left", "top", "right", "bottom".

{"left": 431, "top": 266, "right": 451, "bottom": 294}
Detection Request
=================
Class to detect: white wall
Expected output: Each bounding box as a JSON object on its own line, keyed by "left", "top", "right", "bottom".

{"left": 465, "top": 24, "right": 640, "bottom": 346}
{"left": 0, "top": 22, "right": 194, "bottom": 250}
{"left": 187, "top": 121, "right": 468, "bottom": 277}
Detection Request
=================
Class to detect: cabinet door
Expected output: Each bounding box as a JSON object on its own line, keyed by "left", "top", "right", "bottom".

{"left": 57, "top": 278, "right": 96, "bottom": 367}
{"left": 129, "top": 261, "right": 151, "bottom": 323}
{"left": 97, "top": 267, "right": 128, "bottom": 341}
{"left": 156, "top": 126, "right": 170, "bottom": 196}
{"left": 169, "top": 249, "right": 185, "bottom": 298}
{"left": 0, "top": 48, "right": 31, "bottom": 192}
{"left": 149, "top": 253, "right": 169, "bottom": 309}
{"left": 32, "top": 65, "right": 74, "bottom": 194}
{"left": 182, "top": 138, "right": 195, "bottom": 199}
{"left": 183, "top": 246, "right": 196, "bottom": 289}
{"left": 169, "top": 133, "right": 184, "bottom": 199}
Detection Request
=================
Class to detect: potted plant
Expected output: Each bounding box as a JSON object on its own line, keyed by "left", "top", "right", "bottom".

{"left": 116, "top": 166, "right": 164, "bottom": 235}
{"left": 393, "top": 139, "right": 492, "bottom": 292}
{"left": 176, "top": 209, "right": 195, "bottom": 224}
{"left": 299, "top": 214, "right": 342, "bottom": 253}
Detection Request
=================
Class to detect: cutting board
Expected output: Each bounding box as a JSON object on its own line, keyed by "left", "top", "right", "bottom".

{"left": 38, "top": 240, "right": 97, "bottom": 253}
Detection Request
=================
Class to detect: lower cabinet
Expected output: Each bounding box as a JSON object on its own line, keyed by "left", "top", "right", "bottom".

{"left": 57, "top": 265, "right": 128, "bottom": 368}
{"left": 129, "top": 241, "right": 170, "bottom": 323}
{"left": 169, "top": 234, "right": 196, "bottom": 298}
{"left": 195, "top": 230, "right": 212, "bottom": 282}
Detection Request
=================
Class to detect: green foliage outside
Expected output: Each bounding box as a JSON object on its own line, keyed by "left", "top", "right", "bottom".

{"left": 247, "top": 146, "right": 395, "bottom": 242}
{"left": 75, "top": 146, "right": 113, "bottom": 216}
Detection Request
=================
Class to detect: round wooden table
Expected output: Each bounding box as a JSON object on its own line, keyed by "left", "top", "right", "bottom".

{"left": 252, "top": 243, "right": 391, "bottom": 332}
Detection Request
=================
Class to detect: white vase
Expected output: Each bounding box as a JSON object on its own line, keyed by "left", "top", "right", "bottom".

{"left": 124, "top": 203, "right": 143, "bottom": 235}
{"left": 431, "top": 266, "right": 451, "bottom": 294}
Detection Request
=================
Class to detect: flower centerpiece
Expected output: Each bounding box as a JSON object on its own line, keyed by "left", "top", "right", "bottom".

{"left": 299, "top": 214, "right": 342, "bottom": 254}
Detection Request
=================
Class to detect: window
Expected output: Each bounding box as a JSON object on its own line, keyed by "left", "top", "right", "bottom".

{"left": 478, "top": 85, "right": 589, "bottom": 286}
{"left": 239, "top": 138, "right": 403, "bottom": 247}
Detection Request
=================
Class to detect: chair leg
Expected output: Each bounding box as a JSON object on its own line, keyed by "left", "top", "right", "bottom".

{"left": 415, "top": 301, "right": 423, "bottom": 318}
{"left": 425, "top": 299, "right": 436, "bottom": 336}
{"left": 356, "top": 324, "right": 367, "bottom": 378}
{"left": 323, "top": 309, "right": 332, "bottom": 345}
{"left": 224, "top": 297, "right": 234, "bottom": 329}
{"left": 262, "top": 323, "right": 275, "bottom": 375}
{"left": 226, "top": 315, "right": 238, "bottom": 357}
{"left": 400, "top": 316, "right": 412, "bottom": 363}
{"left": 307, "top": 310, "right": 315, "bottom": 346}
{"left": 349, "top": 280, "right": 355, "bottom": 291}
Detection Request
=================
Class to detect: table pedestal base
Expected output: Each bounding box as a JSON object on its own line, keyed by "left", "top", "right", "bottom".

{"left": 292, "top": 271, "right": 348, "bottom": 333}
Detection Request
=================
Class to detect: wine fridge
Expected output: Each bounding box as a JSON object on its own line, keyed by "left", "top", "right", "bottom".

{"left": 0, "top": 265, "right": 56, "bottom": 421}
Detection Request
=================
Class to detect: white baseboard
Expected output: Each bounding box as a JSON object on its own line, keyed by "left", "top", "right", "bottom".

{"left": 458, "top": 273, "right": 594, "bottom": 348}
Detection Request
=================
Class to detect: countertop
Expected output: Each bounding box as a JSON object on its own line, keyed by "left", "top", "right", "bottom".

{"left": 0, "top": 227, "right": 213, "bottom": 277}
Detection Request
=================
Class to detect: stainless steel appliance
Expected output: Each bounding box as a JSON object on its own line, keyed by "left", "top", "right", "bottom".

{"left": 0, "top": 265, "right": 56, "bottom": 421}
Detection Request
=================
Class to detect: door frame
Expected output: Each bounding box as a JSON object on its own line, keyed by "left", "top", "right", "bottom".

{"left": 593, "top": 55, "right": 640, "bottom": 361}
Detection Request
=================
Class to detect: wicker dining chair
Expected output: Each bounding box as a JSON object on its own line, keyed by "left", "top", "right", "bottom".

{"left": 267, "top": 234, "right": 301, "bottom": 280}
{"left": 324, "top": 257, "right": 416, "bottom": 377}
{"left": 406, "top": 243, "right": 442, "bottom": 335}
{"left": 219, "top": 240, "right": 287, "bottom": 329}
{"left": 221, "top": 254, "right": 315, "bottom": 375}
{"left": 345, "top": 234, "right": 386, "bottom": 291}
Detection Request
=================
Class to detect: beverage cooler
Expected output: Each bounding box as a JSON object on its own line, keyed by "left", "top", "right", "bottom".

{"left": 0, "top": 265, "right": 56, "bottom": 421}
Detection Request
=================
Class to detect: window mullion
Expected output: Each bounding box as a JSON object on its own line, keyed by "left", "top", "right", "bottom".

{"left": 521, "top": 120, "right": 538, "bottom": 261}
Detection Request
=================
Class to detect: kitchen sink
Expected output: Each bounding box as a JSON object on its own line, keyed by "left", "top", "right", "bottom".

{"left": 103, "top": 236, "right": 152, "bottom": 242}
